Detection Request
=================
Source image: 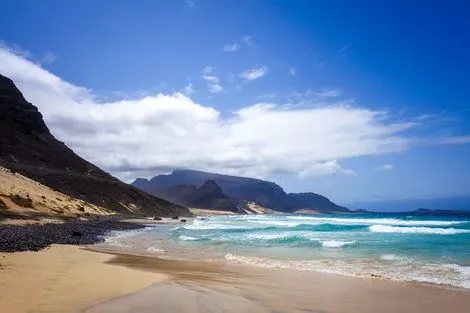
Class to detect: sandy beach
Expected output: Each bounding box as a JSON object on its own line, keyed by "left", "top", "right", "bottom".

{"left": 1, "top": 240, "right": 470, "bottom": 313}
{"left": 83, "top": 252, "right": 470, "bottom": 313}
{"left": 0, "top": 245, "right": 166, "bottom": 313}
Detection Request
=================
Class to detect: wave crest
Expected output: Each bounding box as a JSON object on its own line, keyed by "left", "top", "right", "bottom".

{"left": 369, "top": 225, "right": 470, "bottom": 235}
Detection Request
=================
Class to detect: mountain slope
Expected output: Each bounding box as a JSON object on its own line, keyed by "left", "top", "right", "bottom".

{"left": 132, "top": 169, "right": 348, "bottom": 212}
{"left": 155, "top": 180, "right": 242, "bottom": 212}
{"left": 0, "top": 74, "right": 190, "bottom": 217}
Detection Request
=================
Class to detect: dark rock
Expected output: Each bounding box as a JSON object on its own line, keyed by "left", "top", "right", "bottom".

{"left": 0, "top": 220, "right": 145, "bottom": 252}
{"left": 171, "top": 216, "right": 179, "bottom": 220}
{"left": 152, "top": 216, "right": 162, "bottom": 220}
{"left": 180, "top": 219, "right": 187, "bottom": 223}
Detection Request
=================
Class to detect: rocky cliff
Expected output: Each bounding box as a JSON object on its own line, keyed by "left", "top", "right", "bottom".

{"left": 0, "top": 74, "right": 191, "bottom": 217}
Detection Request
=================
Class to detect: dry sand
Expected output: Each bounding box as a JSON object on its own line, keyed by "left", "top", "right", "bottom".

{"left": 0, "top": 166, "right": 110, "bottom": 223}
{"left": 86, "top": 253, "right": 470, "bottom": 313}
{"left": 2, "top": 245, "right": 470, "bottom": 313}
{"left": 0, "top": 245, "right": 166, "bottom": 313}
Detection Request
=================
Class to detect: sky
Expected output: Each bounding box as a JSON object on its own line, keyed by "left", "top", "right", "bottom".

{"left": 1, "top": 0, "right": 470, "bottom": 204}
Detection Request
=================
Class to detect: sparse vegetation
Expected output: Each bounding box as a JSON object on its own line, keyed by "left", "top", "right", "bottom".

{"left": 0, "top": 199, "right": 8, "bottom": 210}
{"left": 9, "top": 195, "right": 34, "bottom": 208}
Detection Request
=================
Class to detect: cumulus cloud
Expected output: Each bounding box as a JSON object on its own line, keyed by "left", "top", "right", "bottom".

{"left": 240, "top": 66, "right": 269, "bottom": 81}
{"left": 223, "top": 43, "right": 240, "bottom": 52}
{"left": 201, "top": 67, "right": 223, "bottom": 93}
{"left": 375, "top": 164, "right": 394, "bottom": 171}
{"left": 0, "top": 45, "right": 446, "bottom": 182}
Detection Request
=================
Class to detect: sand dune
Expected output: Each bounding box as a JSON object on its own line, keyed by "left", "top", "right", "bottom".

{"left": 0, "top": 166, "right": 111, "bottom": 223}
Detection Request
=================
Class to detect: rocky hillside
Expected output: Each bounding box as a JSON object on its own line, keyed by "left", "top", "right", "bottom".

{"left": 155, "top": 180, "right": 242, "bottom": 212}
{"left": 0, "top": 74, "right": 190, "bottom": 217}
{"left": 132, "top": 169, "right": 349, "bottom": 212}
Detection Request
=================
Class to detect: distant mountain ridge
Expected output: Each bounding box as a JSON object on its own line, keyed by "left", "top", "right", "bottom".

{"left": 132, "top": 169, "right": 349, "bottom": 212}
{"left": 0, "top": 74, "right": 190, "bottom": 217}
{"left": 348, "top": 196, "right": 470, "bottom": 212}
{"left": 155, "top": 180, "right": 243, "bottom": 212}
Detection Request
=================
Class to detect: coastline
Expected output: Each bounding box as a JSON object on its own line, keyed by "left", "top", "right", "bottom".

{"left": 2, "top": 217, "right": 470, "bottom": 313}
{"left": 86, "top": 250, "right": 470, "bottom": 313}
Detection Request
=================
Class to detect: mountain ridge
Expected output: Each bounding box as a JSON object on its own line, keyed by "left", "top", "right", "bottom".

{"left": 0, "top": 74, "right": 191, "bottom": 217}
{"left": 132, "top": 169, "right": 349, "bottom": 212}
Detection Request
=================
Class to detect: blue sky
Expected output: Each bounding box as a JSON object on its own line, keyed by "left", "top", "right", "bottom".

{"left": 1, "top": 0, "right": 470, "bottom": 204}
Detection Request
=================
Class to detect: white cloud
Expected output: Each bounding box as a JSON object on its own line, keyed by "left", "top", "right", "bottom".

{"left": 185, "top": 0, "right": 195, "bottom": 8}
{"left": 41, "top": 52, "right": 57, "bottom": 64}
{"left": 183, "top": 83, "right": 195, "bottom": 95}
{"left": 223, "top": 43, "right": 240, "bottom": 52}
{"left": 299, "top": 160, "right": 356, "bottom": 178}
{"left": 239, "top": 66, "right": 269, "bottom": 81}
{"left": 241, "top": 35, "right": 254, "bottom": 46}
{"left": 3, "top": 45, "right": 465, "bottom": 181}
{"left": 288, "top": 67, "right": 297, "bottom": 76}
{"left": 375, "top": 164, "right": 394, "bottom": 171}
{"left": 201, "top": 67, "right": 223, "bottom": 93}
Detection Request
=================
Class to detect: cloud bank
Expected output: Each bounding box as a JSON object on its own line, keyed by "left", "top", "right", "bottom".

{"left": 0, "top": 46, "right": 422, "bottom": 181}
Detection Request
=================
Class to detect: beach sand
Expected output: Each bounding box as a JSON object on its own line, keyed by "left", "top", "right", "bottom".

{"left": 0, "top": 245, "right": 166, "bottom": 313}
{"left": 85, "top": 252, "right": 470, "bottom": 313}
{"left": 2, "top": 245, "right": 470, "bottom": 313}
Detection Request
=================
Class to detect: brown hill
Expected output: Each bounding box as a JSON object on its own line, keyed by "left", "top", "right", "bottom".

{"left": 0, "top": 74, "right": 190, "bottom": 217}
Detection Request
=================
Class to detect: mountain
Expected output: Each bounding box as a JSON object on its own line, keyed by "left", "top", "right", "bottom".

{"left": 288, "top": 193, "right": 349, "bottom": 213}
{"left": 155, "top": 180, "right": 242, "bottom": 212}
{"left": 0, "top": 74, "right": 190, "bottom": 217}
{"left": 132, "top": 169, "right": 348, "bottom": 212}
{"left": 132, "top": 169, "right": 290, "bottom": 209}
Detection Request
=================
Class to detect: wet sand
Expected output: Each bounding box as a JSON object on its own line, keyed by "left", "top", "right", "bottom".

{"left": 85, "top": 252, "right": 470, "bottom": 313}
{"left": 0, "top": 245, "right": 166, "bottom": 313}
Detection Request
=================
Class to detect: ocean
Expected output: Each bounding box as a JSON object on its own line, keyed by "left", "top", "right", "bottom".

{"left": 103, "top": 213, "right": 470, "bottom": 290}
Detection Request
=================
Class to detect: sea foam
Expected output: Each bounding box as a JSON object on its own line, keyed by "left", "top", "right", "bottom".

{"left": 369, "top": 225, "right": 470, "bottom": 235}
{"left": 224, "top": 254, "right": 470, "bottom": 289}
{"left": 320, "top": 240, "right": 355, "bottom": 248}
{"left": 286, "top": 216, "right": 464, "bottom": 226}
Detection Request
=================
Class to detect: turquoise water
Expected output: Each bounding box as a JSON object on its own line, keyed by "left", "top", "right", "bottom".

{"left": 169, "top": 213, "right": 470, "bottom": 289}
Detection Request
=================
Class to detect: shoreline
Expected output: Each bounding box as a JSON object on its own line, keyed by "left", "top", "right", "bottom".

{"left": 86, "top": 249, "right": 470, "bottom": 313}
{"left": 2, "top": 217, "right": 470, "bottom": 313}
